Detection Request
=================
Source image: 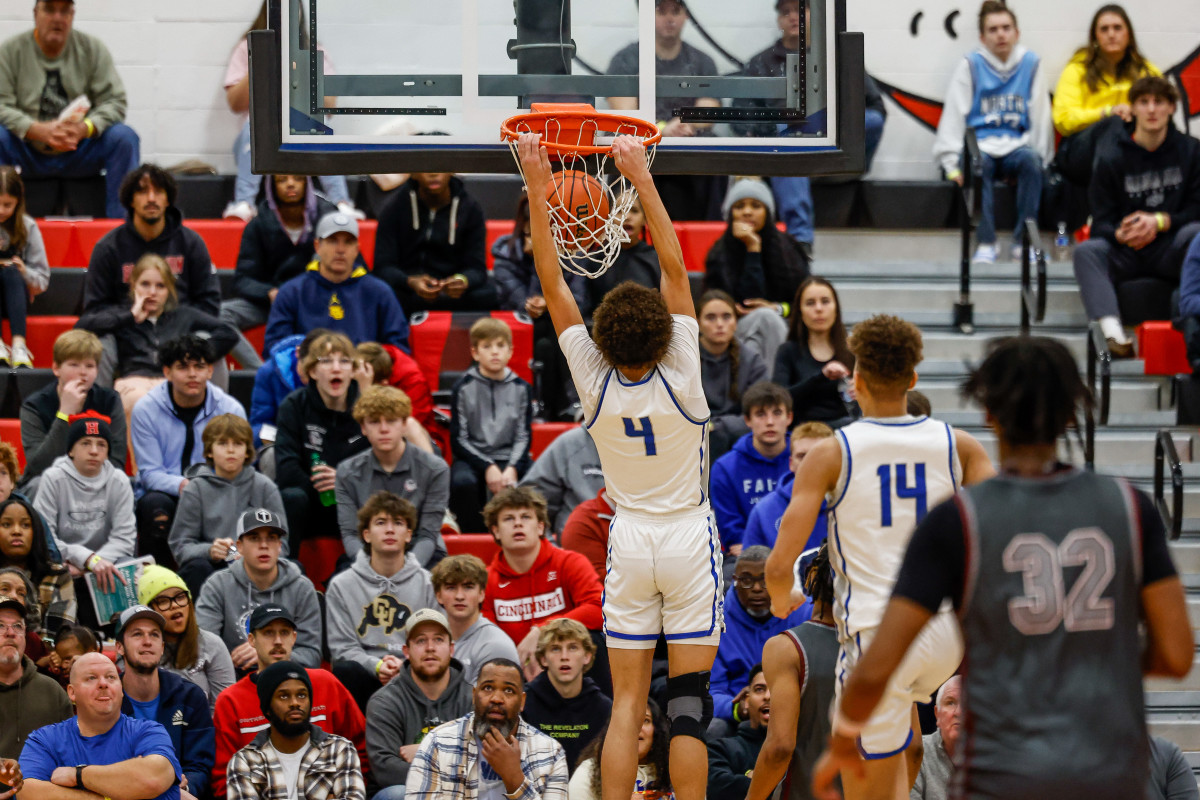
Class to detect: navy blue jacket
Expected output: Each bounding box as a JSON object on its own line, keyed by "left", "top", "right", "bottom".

{"left": 1176, "top": 235, "right": 1200, "bottom": 318}
{"left": 742, "top": 470, "right": 829, "bottom": 553}
{"left": 248, "top": 335, "right": 305, "bottom": 446}
{"left": 710, "top": 433, "right": 791, "bottom": 550}
{"left": 120, "top": 668, "right": 215, "bottom": 797}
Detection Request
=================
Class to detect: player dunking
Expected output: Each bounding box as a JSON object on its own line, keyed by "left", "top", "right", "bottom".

{"left": 517, "top": 133, "right": 721, "bottom": 800}
{"left": 812, "top": 336, "right": 1193, "bottom": 800}
{"left": 765, "top": 314, "right": 994, "bottom": 800}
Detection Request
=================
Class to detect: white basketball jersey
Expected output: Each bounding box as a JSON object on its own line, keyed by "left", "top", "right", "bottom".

{"left": 827, "top": 415, "right": 961, "bottom": 643}
{"left": 559, "top": 316, "right": 710, "bottom": 515}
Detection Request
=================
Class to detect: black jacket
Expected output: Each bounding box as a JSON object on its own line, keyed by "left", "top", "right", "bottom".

{"left": 704, "top": 226, "right": 809, "bottom": 305}
{"left": 274, "top": 381, "right": 369, "bottom": 497}
{"left": 586, "top": 241, "right": 661, "bottom": 310}
{"left": 707, "top": 721, "right": 766, "bottom": 798}
{"left": 75, "top": 304, "right": 238, "bottom": 377}
{"left": 82, "top": 207, "right": 221, "bottom": 316}
{"left": 521, "top": 672, "right": 612, "bottom": 773}
{"left": 232, "top": 182, "right": 337, "bottom": 309}
{"left": 374, "top": 176, "right": 488, "bottom": 287}
{"left": 19, "top": 381, "right": 126, "bottom": 482}
{"left": 1090, "top": 123, "right": 1200, "bottom": 245}
{"left": 773, "top": 340, "right": 852, "bottom": 424}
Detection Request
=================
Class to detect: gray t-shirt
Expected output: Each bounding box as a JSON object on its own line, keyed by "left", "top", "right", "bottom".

{"left": 910, "top": 730, "right": 953, "bottom": 800}
{"left": 606, "top": 40, "right": 717, "bottom": 123}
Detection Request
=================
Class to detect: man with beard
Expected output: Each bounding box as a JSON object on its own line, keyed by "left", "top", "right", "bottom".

{"left": 0, "top": 595, "right": 71, "bottom": 759}
{"left": 115, "top": 605, "right": 215, "bottom": 800}
{"left": 226, "top": 661, "right": 366, "bottom": 800}
{"left": 211, "top": 604, "right": 367, "bottom": 799}
{"left": 366, "top": 609, "right": 472, "bottom": 799}
{"left": 18, "top": 651, "right": 182, "bottom": 800}
{"left": 709, "top": 546, "right": 809, "bottom": 739}
{"left": 911, "top": 676, "right": 960, "bottom": 800}
{"left": 405, "top": 658, "right": 567, "bottom": 798}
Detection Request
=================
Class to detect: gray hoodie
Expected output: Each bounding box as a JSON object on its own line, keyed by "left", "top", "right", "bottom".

{"left": 364, "top": 662, "right": 473, "bottom": 789}
{"left": 448, "top": 614, "right": 519, "bottom": 685}
{"left": 168, "top": 464, "right": 288, "bottom": 566}
{"left": 194, "top": 557, "right": 322, "bottom": 668}
{"left": 32, "top": 455, "right": 136, "bottom": 569}
{"left": 518, "top": 427, "right": 605, "bottom": 533}
{"left": 325, "top": 550, "right": 437, "bottom": 674}
{"left": 161, "top": 629, "right": 237, "bottom": 713}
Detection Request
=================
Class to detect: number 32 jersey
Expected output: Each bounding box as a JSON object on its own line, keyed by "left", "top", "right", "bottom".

{"left": 559, "top": 316, "right": 710, "bottom": 516}
{"left": 828, "top": 416, "right": 962, "bottom": 641}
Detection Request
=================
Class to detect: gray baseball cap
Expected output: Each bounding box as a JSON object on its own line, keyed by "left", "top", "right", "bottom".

{"left": 315, "top": 211, "right": 359, "bottom": 241}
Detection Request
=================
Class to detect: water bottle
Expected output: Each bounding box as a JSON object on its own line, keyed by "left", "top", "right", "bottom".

{"left": 1054, "top": 223, "right": 1070, "bottom": 262}
{"left": 310, "top": 451, "right": 337, "bottom": 507}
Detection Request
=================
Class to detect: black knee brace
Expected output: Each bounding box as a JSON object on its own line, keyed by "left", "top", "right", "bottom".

{"left": 666, "top": 671, "right": 714, "bottom": 741}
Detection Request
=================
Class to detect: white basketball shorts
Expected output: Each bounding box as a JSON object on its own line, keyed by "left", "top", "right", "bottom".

{"left": 602, "top": 504, "right": 724, "bottom": 650}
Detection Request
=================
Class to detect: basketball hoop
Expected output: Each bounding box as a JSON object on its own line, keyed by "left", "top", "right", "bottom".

{"left": 502, "top": 103, "right": 661, "bottom": 278}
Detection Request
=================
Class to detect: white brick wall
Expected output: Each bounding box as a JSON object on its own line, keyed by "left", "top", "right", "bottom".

{"left": 1, "top": 1, "right": 1197, "bottom": 181}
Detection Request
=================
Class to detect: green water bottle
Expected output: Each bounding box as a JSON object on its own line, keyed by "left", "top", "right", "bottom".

{"left": 310, "top": 451, "right": 336, "bottom": 507}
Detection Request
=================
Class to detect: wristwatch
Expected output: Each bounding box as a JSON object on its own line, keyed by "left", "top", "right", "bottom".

{"left": 76, "top": 765, "right": 87, "bottom": 791}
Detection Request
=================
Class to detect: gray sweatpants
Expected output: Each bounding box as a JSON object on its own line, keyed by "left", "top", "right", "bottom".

{"left": 219, "top": 298, "right": 269, "bottom": 369}
{"left": 1073, "top": 221, "right": 1200, "bottom": 320}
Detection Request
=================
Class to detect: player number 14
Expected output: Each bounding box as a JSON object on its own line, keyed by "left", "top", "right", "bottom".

{"left": 876, "top": 463, "right": 927, "bottom": 527}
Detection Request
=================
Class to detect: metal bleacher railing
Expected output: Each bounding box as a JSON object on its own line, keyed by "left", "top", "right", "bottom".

{"left": 955, "top": 130, "right": 982, "bottom": 335}
{"left": 1018, "top": 218, "right": 1047, "bottom": 336}
{"left": 1155, "top": 428, "right": 1185, "bottom": 541}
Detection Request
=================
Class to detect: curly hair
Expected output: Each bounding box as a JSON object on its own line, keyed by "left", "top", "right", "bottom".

{"left": 801, "top": 542, "right": 834, "bottom": 614}
{"left": 482, "top": 486, "right": 550, "bottom": 533}
{"left": 848, "top": 315, "right": 923, "bottom": 395}
{"left": 579, "top": 699, "right": 671, "bottom": 793}
{"left": 591, "top": 281, "right": 673, "bottom": 370}
{"left": 698, "top": 290, "right": 742, "bottom": 404}
{"left": 352, "top": 384, "right": 411, "bottom": 424}
{"left": 0, "top": 442, "right": 20, "bottom": 487}
{"left": 118, "top": 164, "right": 177, "bottom": 213}
{"left": 962, "top": 336, "right": 1092, "bottom": 446}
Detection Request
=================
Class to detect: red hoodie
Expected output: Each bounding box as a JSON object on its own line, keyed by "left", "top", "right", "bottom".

{"left": 210, "top": 668, "right": 368, "bottom": 798}
{"left": 484, "top": 538, "right": 604, "bottom": 644}
{"left": 381, "top": 344, "right": 434, "bottom": 427}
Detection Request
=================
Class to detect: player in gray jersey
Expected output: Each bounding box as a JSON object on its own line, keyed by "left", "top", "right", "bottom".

{"left": 747, "top": 545, "right": 839, "bottom": 800}
{"left": 813, "top": 336, "right": 1193, "bottom": 800}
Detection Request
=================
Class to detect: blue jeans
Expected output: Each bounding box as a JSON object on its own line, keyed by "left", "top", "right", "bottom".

{"left": 0, "top": 123, "right": 139, "bottom": 218}
{"left": 373, "top": 786, "right": 405, "bottom": 800}
{"left": 233, "top": 120, "right": 350, "bottom": 205}
{"left": 978, "top": 146, "right": 1044, "bottom": 246}
{"left": 864, "top": 108, "right": 885, "bottom": 171}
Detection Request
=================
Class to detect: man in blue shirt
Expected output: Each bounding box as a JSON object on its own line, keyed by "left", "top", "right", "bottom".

{"left": 115, "top": 606, "right": 215, "bottom": 800}
{"left": 18, "top": 651, "right": 182, "bottom": 800}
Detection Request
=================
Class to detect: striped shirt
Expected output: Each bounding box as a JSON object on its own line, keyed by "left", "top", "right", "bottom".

{"left": 405, "top": 714, "right": 568, "bottom": 800}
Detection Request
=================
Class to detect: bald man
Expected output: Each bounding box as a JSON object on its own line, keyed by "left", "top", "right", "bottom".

{"left": 18, "top": 651, "right": 183, "bottom": 800}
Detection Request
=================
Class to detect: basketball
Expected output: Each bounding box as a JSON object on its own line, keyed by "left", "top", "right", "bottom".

{"left": 546, "top": 169, "right": 611, "bottom": 252}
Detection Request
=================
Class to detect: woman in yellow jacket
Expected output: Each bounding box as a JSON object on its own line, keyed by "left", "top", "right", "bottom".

{"left": 1052, "top": 3, "right": 1160, "bottom": 186}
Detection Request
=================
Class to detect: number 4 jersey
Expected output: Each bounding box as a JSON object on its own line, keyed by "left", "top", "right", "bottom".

{"left": 827, "top": 416, "right": 962, "bottom": 642}
{"left": 893, "top": 468, "right": 1177, "bottom": 799}
{"left": 559, "top": 316, "right": 710, "bottom": 516}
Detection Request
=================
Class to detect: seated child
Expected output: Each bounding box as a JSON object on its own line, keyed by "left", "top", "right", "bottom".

{"left": 37, "top": 623, "right": 99, "bottom": 688}
{"left": 168, "top": 413, "right": 287, "bottom": 595}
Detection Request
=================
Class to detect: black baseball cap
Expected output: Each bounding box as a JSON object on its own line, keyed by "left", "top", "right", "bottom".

{"left": 0, "top": 595, "right": 25, "bottom": 617}
{"left": 248, "top": 604, "right": 296, "bottom": 632}
{"left": 116, "top": 604, "right": 165, "bottom": 639}
{"left": 237, "top": 508, "right": 287, "bottom": 539}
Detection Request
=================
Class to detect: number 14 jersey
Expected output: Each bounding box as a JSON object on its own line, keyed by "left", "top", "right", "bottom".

{"left": 828, "top": 415, "right": 962, "bottom": 642}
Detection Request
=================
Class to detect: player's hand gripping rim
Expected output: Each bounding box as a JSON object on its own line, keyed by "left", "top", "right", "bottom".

{"left": 812, "top": 729, "right": 866, "bottom": 800}
{"left": 610, "top": 134, "right": 651, "bottom": 185}
{"left": 517, "top": 133, "right": 553, "bottom": 199}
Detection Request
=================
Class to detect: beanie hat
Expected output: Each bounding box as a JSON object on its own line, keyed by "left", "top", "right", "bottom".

{"left": 137, "top": 564, "right": 189, "bottom": 607}
{"left": 66, "top": 411, "right": 112, "bottom": 452}
{"left": 721, "top": 177, "right": 776, "bottom": 220}
{"left": 257, "top": 660, "right": 313, "bottom": 716}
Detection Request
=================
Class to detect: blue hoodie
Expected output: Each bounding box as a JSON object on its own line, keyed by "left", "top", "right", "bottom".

{"left": 248, "top": 334, "right": 305, "bottom": 445}
{"left": 742, "top": 470, "right": 829, "bottom": 553}
{"left": 120, "top": 668, "right": 216, "bottom": 797}
{"left": 264, "top": 263, "right": 410, "bottom": 355}
{"left": 710, "top": 433, "right": 791, "bottom": 550}
{"left": 712, "top": 585, "right": 811, "bottom": 722}
{"left": 130, "top": 381, "right": 247, "bottom": 497}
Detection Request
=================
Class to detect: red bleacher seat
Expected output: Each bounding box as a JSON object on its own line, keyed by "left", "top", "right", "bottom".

{"left": 37, "top": 220, "right": 74, "bottom": 268}
{"left": 71, "top": 220, "right": 122, "bottom": 268}
{"left": 485, "top": 220, "right": 515, "bottom": 271}
{"left": 409, "top": 311, "right": 534, "bottom": 390}
{"left": 358, "top": 220, "right": 377, "bottom": 268}
{"left": 445, "top": 533, "right": 499, "bottom": 561}
{"left": 0, "top": 420, "right": 25, "bottom": 471}
{"left": 298, "top": 535, "right": 343, "bottom": 592}
{"left": 1137, "top": 321, "right": 1192, "bottom": 376}
{"left": 185, "top": 220, "right": 245, "bottom": 269}
{"left": 3, "top": 316, "right": 78, "bottom": 366}
{"left": 531, "top": 422, "right": 578, "bottom": 459}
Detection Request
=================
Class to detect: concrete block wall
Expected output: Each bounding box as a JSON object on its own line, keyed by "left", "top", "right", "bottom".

{"left": 1, "top": 0, "right": 1198, "bottom": 182}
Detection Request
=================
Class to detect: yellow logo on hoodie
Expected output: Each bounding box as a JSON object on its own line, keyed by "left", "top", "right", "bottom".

{"left": 328, "top": 292, "right": 344, "bottom": 320}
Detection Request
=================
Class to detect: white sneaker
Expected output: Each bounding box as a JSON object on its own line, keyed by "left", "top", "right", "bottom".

{"left": 0, "top": 341, "right": 12, "bottom": 367}
{"left": 1011, "top": 243, "right": 1037, "bottom": 264}
{"left": 337, "top": 201, "right": 367, "bottom": 221}
{"left": 222, "top": 201, "right": 257, "bottom": 222}
{"left": 971, "top": 244, "right": 996, "bottom": 265}
{"left": 9, "top": 343, "right": 31, "bottom": 368}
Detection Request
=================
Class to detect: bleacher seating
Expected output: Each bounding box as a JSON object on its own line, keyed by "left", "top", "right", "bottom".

{"left": 0, "top": 419, "right": 24, "bottom": 470}
{"left": 1138, "top": 321, "right": 1192, "bottom": 376}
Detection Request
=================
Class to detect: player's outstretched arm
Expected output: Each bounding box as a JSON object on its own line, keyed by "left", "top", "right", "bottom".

{"left": 745, "top": 635, "right": 802, "bottom": 800}
{"left": 517, "top": 133, "right": 585, "bottom": 337}
{"left": 955, "top": 429, "right": 996, "bottom": 486}
{"left": 610, "top": 135, "right": 693, "bottom": 318}
{"left": 811, "top": 597, "right": 934, "bottom": 800}
{"left": 1142, "top": 575, "right": 1193, "bottom": 678}
{"left": 766, "top": 438, "right": 841, "bottom": 618}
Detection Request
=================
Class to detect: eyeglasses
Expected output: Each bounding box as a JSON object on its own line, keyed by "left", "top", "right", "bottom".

{"left": 316, "top": 357, "right": 354, "bottom": 368}
{"left": 150, "top": 593, "right": 190, "bottom": 612}
{"left": 0, "top": 622, "right": 25, "bottom": 634}
{"left": 734, "top": 575, "right": 767, "bottom": 590}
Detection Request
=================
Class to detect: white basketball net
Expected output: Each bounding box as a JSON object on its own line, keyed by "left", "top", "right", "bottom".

{"left": 507, "top": 116, "right": 657, "bottom": 279}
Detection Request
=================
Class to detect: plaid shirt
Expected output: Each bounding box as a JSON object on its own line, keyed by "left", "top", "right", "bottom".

{"left": 405, "top": 713, "right": 568, "bottom": 800}
{"left": 227, "top": 726, "right": 366, "bottom": 800}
